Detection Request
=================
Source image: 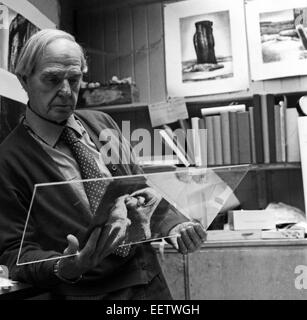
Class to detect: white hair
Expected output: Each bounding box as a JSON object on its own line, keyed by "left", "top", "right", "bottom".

{"left": 15, "top": 29, "right": 88, "bottom": 79}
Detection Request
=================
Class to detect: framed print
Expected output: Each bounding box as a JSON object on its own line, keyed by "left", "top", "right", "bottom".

{"left": 0, "top": 0, "right": 56, "bottom": 103}
{"left": 246, "top": 0, "right": 307, "bottom": 81}
{"left": 164, "top": 0, "right": 249, "bottom": 97}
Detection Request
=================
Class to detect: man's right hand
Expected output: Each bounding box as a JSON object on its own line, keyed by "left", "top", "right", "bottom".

{"left": 56, "top": 195, "right": 131, "bottom": 281}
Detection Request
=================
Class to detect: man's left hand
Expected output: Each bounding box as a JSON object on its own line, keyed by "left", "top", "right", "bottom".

{"left": 168, "top": 222, "right": 206, "bottom": 254}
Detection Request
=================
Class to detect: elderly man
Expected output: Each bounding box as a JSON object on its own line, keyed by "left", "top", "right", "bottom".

{"left": 0, "top": 29, "right": 205, "bottom": 300}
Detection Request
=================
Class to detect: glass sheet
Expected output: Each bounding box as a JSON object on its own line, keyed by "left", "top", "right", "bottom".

{"left": 17, "top": 165, "right": 250, "bottom": 265}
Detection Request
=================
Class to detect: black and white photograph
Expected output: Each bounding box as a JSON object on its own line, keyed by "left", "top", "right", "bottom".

{"left": 180, "top": 10, "right": 233, "bottom": 82}
{"left": 1, "top": 0, "right": 307, "bottom": 305}
{"left": 164, "top": 0, "right": 249, "bottom": 97}
{"left": 246, "top": 0, "right": 307, "bottom": 80}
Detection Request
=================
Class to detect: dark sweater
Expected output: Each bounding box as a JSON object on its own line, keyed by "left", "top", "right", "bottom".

{"left": 0, "top": 109, "right": 187, "bottom": 296}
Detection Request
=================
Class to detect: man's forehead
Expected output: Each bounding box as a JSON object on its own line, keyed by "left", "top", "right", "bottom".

{"left": 35, "top": 39, "right": 83, "bottom": 71}
{"left": 35, "top": 63, "right": 82, "bottom": 77}
{"left": 41, "top": 66, "right": 82, "bottom": 74}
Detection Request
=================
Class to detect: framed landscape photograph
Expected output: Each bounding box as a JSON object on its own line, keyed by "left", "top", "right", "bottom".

{"left": 164, "top": 0, "right": 249, "bottom": 97}
{"left": 246, "top": 0, "right": 307, "bottom": 81}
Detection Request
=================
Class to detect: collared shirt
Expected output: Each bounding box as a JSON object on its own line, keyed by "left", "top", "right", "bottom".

{"left": 23, "top": 107, "right": 111, "bottom": 211}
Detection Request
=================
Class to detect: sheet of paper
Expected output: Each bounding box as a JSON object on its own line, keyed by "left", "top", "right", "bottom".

{"left": 170, "top": 98, "right": 189, "bottom": 121}
{"left": 148, "top": 98, "right": 188, "bottom": 127}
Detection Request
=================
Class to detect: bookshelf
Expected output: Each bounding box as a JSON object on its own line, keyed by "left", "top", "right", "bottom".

{"left": 81, "top": 93, "right": 305, "bottom": 213}
{"left": 68, "top": 0, "right": 306, "bottom": 214}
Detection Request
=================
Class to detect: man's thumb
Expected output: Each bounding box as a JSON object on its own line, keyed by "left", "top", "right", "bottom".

{"left": 64, "top": 234, "right": 79, "bottom": 255}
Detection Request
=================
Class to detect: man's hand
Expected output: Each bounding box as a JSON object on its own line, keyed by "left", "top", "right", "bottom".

{"left": 130, "top": 187, "right": 162, "bottom": 208}
{"left": 125, "top": 187, "right": 162, "bottom": 241}
{"left": 168, "top": 221, "right": 206, "bottom": 254}
{"left": 57, "top": 195, "right": 130, "bottom": 280}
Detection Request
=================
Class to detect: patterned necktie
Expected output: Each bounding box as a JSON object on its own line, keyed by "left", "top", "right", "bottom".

{"left": 60, "top": 126, "right": 130, "bottom": 257}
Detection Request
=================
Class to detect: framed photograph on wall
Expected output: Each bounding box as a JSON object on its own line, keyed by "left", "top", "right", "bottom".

{"left": 246, "top": 0, "right": 307, "bottom": 81}
{"left": 163, "top": 0, "right": 249, "bottom": 98}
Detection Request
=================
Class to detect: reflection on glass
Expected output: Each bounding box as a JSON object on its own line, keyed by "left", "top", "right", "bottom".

{"left": 17, "top": 165, "right": 250, "bottom": 265}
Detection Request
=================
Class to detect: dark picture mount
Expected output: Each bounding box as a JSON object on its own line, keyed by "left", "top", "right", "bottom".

{"left": 8, "top": 13, "right": 39, "bottom": 73}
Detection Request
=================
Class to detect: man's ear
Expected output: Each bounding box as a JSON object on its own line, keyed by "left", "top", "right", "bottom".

{"left": 17, "top": 74, "right": 28, "bottom": 92}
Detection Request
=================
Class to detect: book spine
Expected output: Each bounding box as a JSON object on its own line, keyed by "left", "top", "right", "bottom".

{"left": 204, "top": 116, "right": 215, "bottom": 166}
{"left": 201, "top": 104, "right": 246, "bottom": 116}
{"left": 260, "top": 94, "right": 270, "bottom": 164}
{"left": 266, "top": 94, "right": 276, "bottom": 163}
{"left": 237, "top": 111, "right": 251, "bottom": 164}
{"left": 248, "top": 107, "right": 257, "bottom": 164}
{"left": 178, "top": 119, "right": 195, "bottom": 165}
{"left": 279, "top": 100, "right": 286, "bottom": 162}
{"left": 191, "top": 117, "right": 202, "bottom": 167}
{"left": 298, "top": 117, "right": 307, "bottom": 214}
{"left": 286, "top": 108, "right": 300, "bottom": 162}
{"left": 274, "top": 104, "right": 282, "bottom": 162}
{"left": 198, "top": 118, "right": 208, "bottom": 167}
{"left": 252, "top": 94, "right": 264, "bottom": 164}
{"left": 212, "top": 115, "right": 223, "bottom": 165}
{"left": 220, "top": 112, "right": 231, "bottom": 165}
{"left": 229, "top": 111, "right": 240, "bottom": 165}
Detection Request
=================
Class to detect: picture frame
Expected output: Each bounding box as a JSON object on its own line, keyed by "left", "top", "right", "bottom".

{"left": 0, "top": 0, "right": 56, "bottom": 103}
{"left": 246, "top": 0, "right": 307, "bottom": 81}
{"left": 163, "top": 0, "right": 249, "bottom": 98}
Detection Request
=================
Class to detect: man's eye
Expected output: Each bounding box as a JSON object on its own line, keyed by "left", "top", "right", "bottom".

{"left": 46, "top": 77, "right": 61, "bottom": 85}
{"left": 69, "top": 77, "right": 81, "bottom": 85}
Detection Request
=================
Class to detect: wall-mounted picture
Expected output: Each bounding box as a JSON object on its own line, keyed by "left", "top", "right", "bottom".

{"left": 246, "top": 0, "right": 307, "bottom": 81}
{"left": 180, "top": 10, "right": 233, "bottom": 82}
{"left": 164, "top": 0, "right": 249, "bottom": 97}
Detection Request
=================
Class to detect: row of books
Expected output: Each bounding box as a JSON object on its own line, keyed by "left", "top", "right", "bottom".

{"left": 168, "top": 94, "right": 301, "bottom": 167}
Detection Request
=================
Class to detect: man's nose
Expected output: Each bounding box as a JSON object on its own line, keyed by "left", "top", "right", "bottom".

{"left": 58, "top": 79, "right": 72, "bottom": 96}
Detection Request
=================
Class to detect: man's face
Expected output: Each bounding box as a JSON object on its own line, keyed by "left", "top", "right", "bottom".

{"left": 23, "top": 38, "right": 83, "bottom": 123}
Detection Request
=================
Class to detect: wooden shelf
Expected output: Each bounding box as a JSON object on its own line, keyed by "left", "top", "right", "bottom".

{"left": 205, "top": 163, "right": 301, "bottom": 172}
{"left": 248, "top": 162, "right": 301, "bottom": 171}
{"left": 79, "top": 102, "right": 148, "bottom": 113}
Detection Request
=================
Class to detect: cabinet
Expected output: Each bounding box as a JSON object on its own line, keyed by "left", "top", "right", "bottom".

{"left": 154, "top": 240, "right": 307, "bottom": 300}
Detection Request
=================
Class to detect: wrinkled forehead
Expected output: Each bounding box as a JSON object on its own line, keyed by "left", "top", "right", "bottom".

{"left": 35, "top": 38, "right": 83, "bottom": 72}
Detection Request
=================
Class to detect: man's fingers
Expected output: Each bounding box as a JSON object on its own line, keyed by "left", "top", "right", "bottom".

{"left": 130, "top": 188, "right": 151, "bottom": 202}
{"left": 81, "top": 227, "right": 101, "bottom": 260}
{"left": 64, "top": 234, "right": 80, "bottom": 256}
{"left": 186, "top": 227, "right": 203, "bottom": 249}
{"left": 179, "top": 229, "right": 197, "bottom": 252}
{"left": 96, "top": 223, "right": 127, "bottom": 257}
{"left": 95, "top": 224, "right": 113, "bottom": 254}
{"left": 194, "top": 224, "right": 207, "bottom": 241}
{"left": 114, "top": 194, "right": 130, "bottom": 206}
{"left": 177, "top": 236, "right": 188, "bottom": 254}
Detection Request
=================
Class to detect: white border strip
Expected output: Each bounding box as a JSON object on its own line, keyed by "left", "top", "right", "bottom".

{"left": 0, "top": 68, "right": 27, "bottom": 104}
{"left": 1, "top": 0, "right": 56, "bottom": 29}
